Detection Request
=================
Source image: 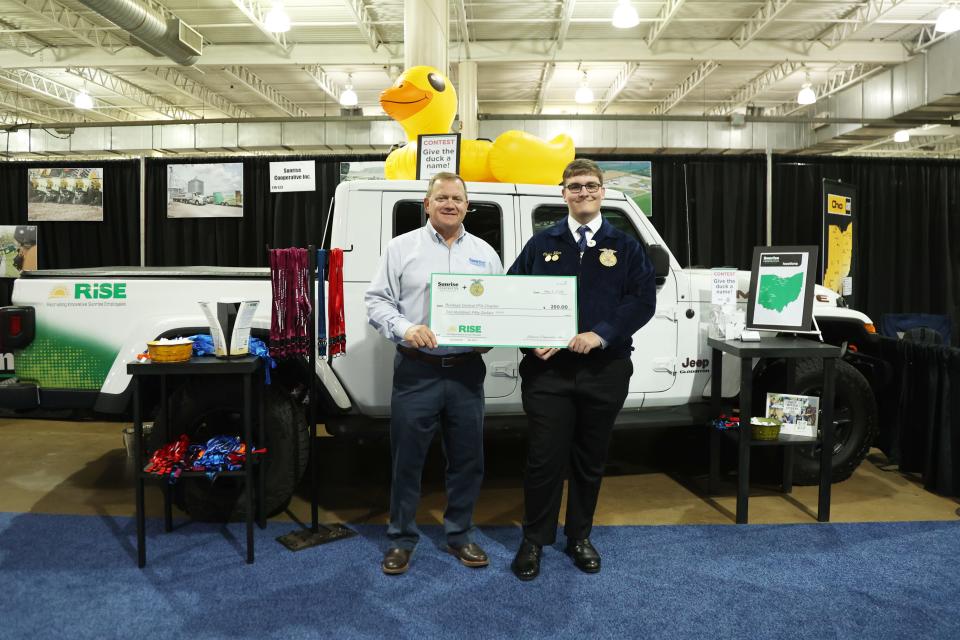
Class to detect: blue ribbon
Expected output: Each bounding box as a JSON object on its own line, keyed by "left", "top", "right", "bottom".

{"left": 188, "top": 334, "right": 276, "bottom": 384}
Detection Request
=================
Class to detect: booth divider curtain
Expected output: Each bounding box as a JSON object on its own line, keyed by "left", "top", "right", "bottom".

{"left": 0, "top": 159, "right": 140, "bottom": 306}
{"left": 145, "top": 155, "right": 383, "bottom": 267}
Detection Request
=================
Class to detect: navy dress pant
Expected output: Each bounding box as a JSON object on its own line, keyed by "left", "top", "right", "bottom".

{"left": 519, "top": 353, "right": 632, "bottom": 546}
{"left": 388, "top": 351, "right": 486, "bottom": 550}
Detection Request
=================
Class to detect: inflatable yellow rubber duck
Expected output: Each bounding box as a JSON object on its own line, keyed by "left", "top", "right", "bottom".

{"left": 380, "top": 66, "right": 575, "bottom": 185}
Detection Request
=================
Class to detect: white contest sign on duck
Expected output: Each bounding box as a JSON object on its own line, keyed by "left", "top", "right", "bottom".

{"left": 380, "top": 66, "right": 575, "bottom": 185}
{"left": 415, "top": 133, "right": 461, "bottom": 180}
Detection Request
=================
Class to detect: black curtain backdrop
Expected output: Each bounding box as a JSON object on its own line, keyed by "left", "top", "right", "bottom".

{"left": 145, "top": 154, "right": 384, "bottom": 267}
{"left": 0, "top": 159, "right": 140, "bottom": 306}
{"left": 645, "top": 154, "right": 766, "bottom": 270}
{"left": 772, "top": 156, "right": 960, "bottom": 346}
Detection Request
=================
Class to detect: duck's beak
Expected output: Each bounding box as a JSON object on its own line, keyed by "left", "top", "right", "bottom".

{"left": 380, "top": 82, "right": 433, "bottom": 121}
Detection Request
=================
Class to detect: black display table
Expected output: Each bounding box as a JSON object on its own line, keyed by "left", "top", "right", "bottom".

{"left": 707, "top": 336, "right": 840, "bottom": 524}
{"left": 127, "top": 356, "right": 264, "bottom": 567}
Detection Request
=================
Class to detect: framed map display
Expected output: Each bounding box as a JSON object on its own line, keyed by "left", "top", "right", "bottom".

{"left": 746, "top": 245, "right": 818, "bottom": 333}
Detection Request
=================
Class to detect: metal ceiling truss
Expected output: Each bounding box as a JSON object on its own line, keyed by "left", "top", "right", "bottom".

{"left": 706, "top": 61, "right": 803, "bottom": 116}
{"left": 302, "top": 65, "right": 342, "bottom": 105}
{"left": 0, "top": 17, "right": 49, "bottom": 56}
{"left": 533, "top": 62, "right": 556, "bottom": 115}
{"left": 9, "top": 0, "right": 128, "bottom": 54}
{"left": 764, "top": 63, "right": 885, "bottom": 117}
{"left": 909, "top": 24, "right": 956, "bottom": 54}
{"left": 141, "top": 67, "right": 252, "bottom": 119}
{"left": 555, "top": 0, "right": 577, "bottom": 54}
{"left": 222, "top": 65, "right": 309, "bottom": 118}
{"left": 651, "top": 60, "right": 718, "bottom": 115}
{"left": 67, "top": 67, "right": 201, "bottom": 120}
{"left": 229, "top": 0, "right": 290, "bottom": 53}
{"left": 0, "top": 68, "right": 140, "bottom": 121}
{"left": 647, "top": 0, "right": 687, "bottom": 47}
{"left": 817, "top": 0, "right": 908, "bottom": 50}
{"left": 0, "top": 86, "right": 105, "bottom": 123}
{"left": 597, "top": 62, "right": 638, "bottom": 114}
{"left": 734, "top": 0, "right": 796, "bottom": 48}
{"left": 344, "top": 0, "right": 390, "bottom": 54}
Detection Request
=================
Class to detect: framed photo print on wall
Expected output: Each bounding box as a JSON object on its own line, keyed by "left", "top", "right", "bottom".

{"left": 746, "top": 245, "right": 819, "bottom": 333}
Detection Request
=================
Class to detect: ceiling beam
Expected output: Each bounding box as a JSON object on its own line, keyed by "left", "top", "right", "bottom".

{"left": 302, "top": 65, "right": 342, "bottom": 105}
{"left": 454, "top": 0, "right": 471, "bottom": 59}
{"left": 222, "top": 65, "right": 309, "bottom": 118}
{"left": 7, "top": 0, "right": 128, "bottom": 55}
{"left": 0, "top": 68, "right": 139, "bottom": 121}
{"left": 650, "top": 60, "right": 718, "bottom": 115}
{"left": 0, "top": 85, "right": 95, "bottom": 123}
{"left": 228, "top": 0, "right": 290, "bottom": 53}
{"left": 555, "top": 0, "right": 577, "bottom": 54}
{"left": 909, "top": 24, "right": 957, "bottom": 55}
{"left": 647, "top": 0, "right": 687, "bottom": 47}
{"left": 734, "top": 0, "right": 797, "bottom": 47}
{"left": 0, "top": 39, "right": 912, "bottom": 69}
{"left": 817, "top": 0, "right": 908, "bottom": 50}
{"left": 764, "top": 63, "right": 885, "bottom": 117}
{"left": 533, "top": 62, "right": 556, "bottom": 115}
{"left": 597, "top": 62, "right": 638, "bottom": 114}
{"left": 66, "top": 67, "right": 201, "bottom": 120}
{"left": 141, "top": 67, "right": 252, "bottom": 119}
{"left": 0, "top": 17, "right": 50, "bottom": 56}
{"left": 706, "top": 61, "right": 803, "bottom": 116}
{"left": 344, "top": 0, "right": 390, "bottom": 54}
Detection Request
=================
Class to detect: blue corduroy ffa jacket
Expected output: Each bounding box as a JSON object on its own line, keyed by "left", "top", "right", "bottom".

{"left": 507, "top": 218, "right": 657, "bottom": 359}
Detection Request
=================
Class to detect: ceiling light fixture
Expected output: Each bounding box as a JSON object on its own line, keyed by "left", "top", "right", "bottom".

{"left": 934, "top": 2, "right": 960, "bottom": 33}
{"left": 73, "top": 89, "right": 93, "bottom": 110}
{"left": 264, "top": 1, "right": 291, "bottom": 33}
{"left": 796, "top": 70, "right": 816, "bottom": 105}
{"left": 893, "top": 130, "right": 910, "bottom": 143}
{"left": 612, "top": 0, "right": 640, "bottom": 29}
{"left": 574, "top": 72, "right": 594, "bottom": 104}
{"left": 339, "top": 74, "right": 358, "bottom": 107}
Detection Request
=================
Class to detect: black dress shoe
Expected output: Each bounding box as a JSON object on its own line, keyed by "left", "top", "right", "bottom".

{"left": 381, "top": 547, "right": 412, "bottom": 575}
{"left": 447, "top": 542, "right": 489, "bottom": 568}
{"left": 511, "top": 539, "right": 542, "bottom": 581}
{"left": 565, "top": 538, "right": 601, "bottom": 573}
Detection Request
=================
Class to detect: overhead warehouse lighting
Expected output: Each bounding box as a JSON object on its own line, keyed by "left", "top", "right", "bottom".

{"left": 264, "top": 1, "right": 291, "bottom": 33}
{"left": 339, "top": 74, "right": 358, "bottom": 107}
{"left": 73, "top": 89, "right": 93, "bottom": 110}
{"left": 934, "top": 3, "right": 960, "bottom": 33}
{"left": 575, "top": 72, "right": 594, "bottom": 104}
{"left": 612, "top": 0, "right": 641, "bottom": 29}
{"left": 893, "top": 130, "right": 911, "bottom": 143}
{"left": 796, "top": 71, "right": 816, "bottom": 105}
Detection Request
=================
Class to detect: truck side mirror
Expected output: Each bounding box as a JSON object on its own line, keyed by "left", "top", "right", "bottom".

{"left": 646, "top": 244, "right": 670, "bottom": 285}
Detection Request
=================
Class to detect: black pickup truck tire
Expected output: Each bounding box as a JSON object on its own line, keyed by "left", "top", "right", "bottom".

{"left": 754, "top": 357, "right": 877, "bottom": 484}
{"left": 149, "top": 376, "right": 309, "bottom": 521}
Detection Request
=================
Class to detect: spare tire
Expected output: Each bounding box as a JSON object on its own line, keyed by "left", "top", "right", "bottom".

{"left": 149, "top": 376, "right": 309, "bottom": 521}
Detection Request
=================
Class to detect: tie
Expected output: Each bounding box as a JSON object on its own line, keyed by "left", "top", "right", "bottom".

{"left": 577, "top": 225, "right": 590, "bottom": 253}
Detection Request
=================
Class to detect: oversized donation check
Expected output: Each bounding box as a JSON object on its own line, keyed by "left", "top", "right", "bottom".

{"left": 429, "top": 274, "right": 577, "bottom": 348}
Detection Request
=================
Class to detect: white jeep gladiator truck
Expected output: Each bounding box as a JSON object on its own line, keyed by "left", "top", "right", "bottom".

{"left": 0, "top": 179, "right": 882, "bottom": 519}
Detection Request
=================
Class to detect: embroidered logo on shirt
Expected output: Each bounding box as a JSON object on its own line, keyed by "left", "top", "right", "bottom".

{"left": 468, "top": 257, "right": 487, "bottom": 267}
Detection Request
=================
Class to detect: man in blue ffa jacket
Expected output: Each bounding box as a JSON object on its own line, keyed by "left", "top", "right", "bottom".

{"left": 507, "top": 158, "right": 657, "bottom": 581}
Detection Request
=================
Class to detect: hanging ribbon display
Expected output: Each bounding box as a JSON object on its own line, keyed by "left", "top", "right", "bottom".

{"left": 328, "top": 247, "right": 346, "bottom": 357}
{"left": 269, "top": 247, "right": 312, "bottom": 359}
{"left": 316, "top": 249, "right": 328, "bottom": 358}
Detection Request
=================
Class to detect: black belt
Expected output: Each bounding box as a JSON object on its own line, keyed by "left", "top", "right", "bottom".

{"left": 398, "top": 345, "right": 480, "bottom": 368}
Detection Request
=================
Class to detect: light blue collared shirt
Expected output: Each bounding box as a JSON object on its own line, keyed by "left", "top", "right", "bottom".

{"left": 365, "top": 221, "right": 504, "bottom": 355}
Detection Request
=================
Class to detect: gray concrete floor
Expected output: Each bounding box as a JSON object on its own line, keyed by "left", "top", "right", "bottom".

{"left": 1, "top": 417, "right": 958, "bottom": 527}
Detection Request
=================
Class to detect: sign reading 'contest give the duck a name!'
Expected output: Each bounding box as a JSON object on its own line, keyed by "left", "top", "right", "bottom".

{"left": 416, "top": 133, "right": 461, "bottom": 179}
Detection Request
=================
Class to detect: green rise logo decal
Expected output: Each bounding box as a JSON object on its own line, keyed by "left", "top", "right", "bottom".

{"left": 75, "top": 282, "right": 127, "bottom": 299}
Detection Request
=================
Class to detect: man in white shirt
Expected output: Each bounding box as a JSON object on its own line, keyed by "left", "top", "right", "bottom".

{"left": 365, "top": 172, "right": 503, "bottom": 575}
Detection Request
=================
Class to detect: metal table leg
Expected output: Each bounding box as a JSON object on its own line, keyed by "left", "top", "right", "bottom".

{"left": 736, "top": 356, "right": 752, "bottom": 524}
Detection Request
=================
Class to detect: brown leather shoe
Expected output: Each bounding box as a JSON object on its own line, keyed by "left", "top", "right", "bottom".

{"left": 381, "top": 547, "right": 412, "bottom": 575}
{"left": 447, "top": 542, "right": 489, "bottom": 568}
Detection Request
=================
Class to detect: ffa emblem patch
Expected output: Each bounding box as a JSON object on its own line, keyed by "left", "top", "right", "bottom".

{"left": 469, "top": 279, "right": 484, "bottom": 296}
{"left": 599, "top": 249, "right": 618, "bottom": 267}
{"left": 542, "top": 251, "right": 561, "bottom": 262}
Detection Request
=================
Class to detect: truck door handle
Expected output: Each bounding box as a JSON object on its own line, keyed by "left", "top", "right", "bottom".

{"left": 490, "top": 362, "right": 518, "bottom": 378}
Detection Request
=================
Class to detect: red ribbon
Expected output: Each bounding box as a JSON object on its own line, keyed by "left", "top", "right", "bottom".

{"left": 328, "top": 248, "right": 346, "bottom": 357}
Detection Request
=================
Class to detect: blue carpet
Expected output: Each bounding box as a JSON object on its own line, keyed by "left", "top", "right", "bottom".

{"left": 1, "top": 512, "right": 959, "bottom": 639}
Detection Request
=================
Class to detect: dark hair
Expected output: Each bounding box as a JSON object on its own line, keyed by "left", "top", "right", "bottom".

{"left": 561, "top": 159, "right": 603, "bottom": 185}
{"left": 427, "top": 172, "right": 468, "bottom": 199}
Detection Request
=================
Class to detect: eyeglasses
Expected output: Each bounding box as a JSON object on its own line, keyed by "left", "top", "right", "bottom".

{"left": 564, "top": 182, "right": 602, "bottom": 193}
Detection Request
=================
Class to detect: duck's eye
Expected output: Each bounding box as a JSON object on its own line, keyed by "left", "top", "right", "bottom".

{"left": 427, "top": 73, "right": 445, "bottom": 92}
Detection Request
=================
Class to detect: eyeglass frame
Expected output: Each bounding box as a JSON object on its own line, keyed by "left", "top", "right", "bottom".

{"left": 563, "top": 181, "right": 603, "bottom": 194}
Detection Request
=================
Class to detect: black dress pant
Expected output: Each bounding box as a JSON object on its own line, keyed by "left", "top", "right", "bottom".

{"left": 519, "top": 353, "right": 632, "bottom": 546}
